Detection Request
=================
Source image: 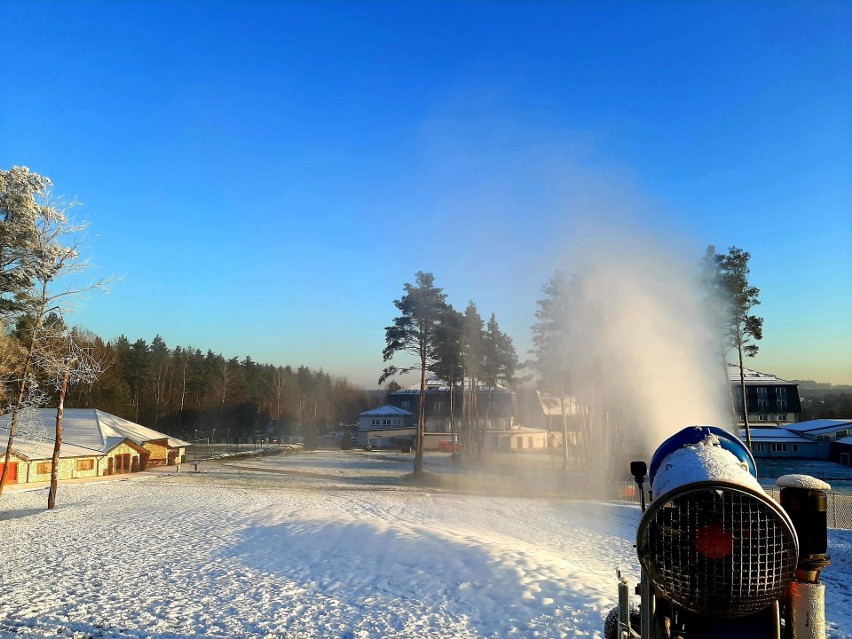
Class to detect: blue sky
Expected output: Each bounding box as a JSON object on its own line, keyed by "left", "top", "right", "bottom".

{"left": 2, "top": 1, "right": 850, "bottom": 387}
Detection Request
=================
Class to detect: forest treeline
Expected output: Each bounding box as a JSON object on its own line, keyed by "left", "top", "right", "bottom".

{"left": 63, "top": 330, "right": 380, "bottom": 444}
{"left": 796, "top": 382, "right": 852, "bottom": 421}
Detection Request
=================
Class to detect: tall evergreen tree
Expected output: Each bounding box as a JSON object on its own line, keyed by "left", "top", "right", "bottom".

{"left": 461, "top": 301, "right": 484, "bottom": 455}
{"left": 705, "top": 245, "right": 764, "bottom": 446}
{"left": 528, "top": 270, "right": 575, "bottom": 471}
{"left": 432, "top": 306, "right": 464, "bottom": 451}
{"left": 380, "top": 271, "right": 448, "bottom": 476}
{"left": 482, "top": 313, "right": 517, "bottom": 390}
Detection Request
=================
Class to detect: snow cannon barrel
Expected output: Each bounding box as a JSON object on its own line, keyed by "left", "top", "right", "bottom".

{"left": 636, "top": 426, "right": 799, "bottom": 618}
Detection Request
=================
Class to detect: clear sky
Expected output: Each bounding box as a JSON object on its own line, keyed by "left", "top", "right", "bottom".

{"left": 2, "top": 1, "right": 850, "bottom": 388}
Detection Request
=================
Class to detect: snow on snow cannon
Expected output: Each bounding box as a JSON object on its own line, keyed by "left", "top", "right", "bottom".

{"left": 607, "top": 425, "right": 831, "bottom": 639}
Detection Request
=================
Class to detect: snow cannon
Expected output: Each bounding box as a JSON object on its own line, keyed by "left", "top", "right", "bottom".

{"left": 607, "top": 425, "right": 831, "bottom": 639}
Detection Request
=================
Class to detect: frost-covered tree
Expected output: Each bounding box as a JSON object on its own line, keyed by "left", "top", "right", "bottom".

{"left": 34, "top": 334, "right": 101, "bottom": 509}
{"left": 0, "top": 167, "right": 46, "bottom": 317}
{"left": 0, "top": 168, "right": 108, "bottom": 497}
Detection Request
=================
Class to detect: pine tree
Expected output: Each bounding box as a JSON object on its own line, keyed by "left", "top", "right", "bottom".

{"left": 432, "top": 306, "right": 464, "bottom": 452}
{"left": 461, "top": 301, "right": 484, "bottom": 455}
{"left": 528, "top": 270, "right": 575, "bottom": 471}
{"left": 380, "top": 272, "right": 449, "bottom": 476}
{"left": 705, "top": 246, "right": 764, "bottom": 446}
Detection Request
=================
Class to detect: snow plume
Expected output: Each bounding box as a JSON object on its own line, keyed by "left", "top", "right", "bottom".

{"left": 558, "top": 233, "right": 730, "bottom": 487}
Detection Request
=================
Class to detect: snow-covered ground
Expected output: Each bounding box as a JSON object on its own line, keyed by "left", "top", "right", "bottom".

{"left": 0, "top": 451, "right": 849, "bottom": 638}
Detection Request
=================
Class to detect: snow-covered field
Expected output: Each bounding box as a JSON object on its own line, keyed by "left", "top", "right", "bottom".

{"left": 0, "top": 451, "right": 850, "bottom": 638}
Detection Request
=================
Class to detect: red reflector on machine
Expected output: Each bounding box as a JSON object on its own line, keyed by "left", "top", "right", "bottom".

{"left": 695, "top": 523, "right": 733, "bottom": 559}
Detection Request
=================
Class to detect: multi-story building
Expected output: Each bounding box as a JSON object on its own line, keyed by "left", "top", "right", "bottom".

{"left": 728, "top": 364, "right": 801, "bottom": 426}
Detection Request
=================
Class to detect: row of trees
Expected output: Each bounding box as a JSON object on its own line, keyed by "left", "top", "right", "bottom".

{"left": 380, "top": 272, "right": 518, "bottom": 475}
{"left": 380, "top": 248, "right": 763, "bottom": 480}
{"left": 66, "top": 331, "right": 374, "bottom": 444}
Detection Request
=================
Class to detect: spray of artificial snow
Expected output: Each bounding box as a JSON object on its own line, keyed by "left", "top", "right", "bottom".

{"left": 556, "top": 231, "right": 731, "bottom": 488}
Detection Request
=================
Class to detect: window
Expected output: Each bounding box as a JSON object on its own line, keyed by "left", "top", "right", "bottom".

{"left": 37, "top": 462, "right": 52, "bottom": 474}
{"left": 752, "top": 443, "right": 765, "bottom": 452}
{"left": 777, "top": 387, "right": 787, "bottom": 398}
{"left": 777, "top": 399, "right": 787, "bottom": 411}
{"left": 771, "top": 443, "right": 787, "bottom": 452}
{"left": 792, "top": 444, "right": 799, "bottom": 453}
{"left": 756, "top": 387, "right": 768, "bottom": 397}
{"left": 836, "top": 429, "right": 850, "bottom": 438}
{"left": 757, "top": 399, "right": 769, "bottom": 411}
{"left": 759, "top": 414, "right": 769, "bottom": 422}
{"left": 371, "top": 419, "right": 379, "bottom": 425}
{"left": 817, "top": 435, "right": 830, "bottom": 442}
{"left": 392, "top": 418, "right": 400, "bottom": 426}
{"left": 76, "top": 459, "right": 94, "bottom": 471}
{"left": 777, "top": 414, "right": 788, "bottom": 422}
{"left": 401, "top": 401, "right": 410, "bottom": 410}
{"left": 433, "top": 401, "right": 444, "bottom": 415}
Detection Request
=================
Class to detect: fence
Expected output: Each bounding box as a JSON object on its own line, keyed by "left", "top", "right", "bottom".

{"left": 186, "top": 441, "right": 271, "bottom": 462}
{"left": 617, "top": 481, "right": 852, "bottom": 530}
{"left": 763, "top": 487, "right": 852, "bottom": 531}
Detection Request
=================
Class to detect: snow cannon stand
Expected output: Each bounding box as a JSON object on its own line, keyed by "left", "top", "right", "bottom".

{"left": 606, "top": 426, "right": 831, "bottom": 639}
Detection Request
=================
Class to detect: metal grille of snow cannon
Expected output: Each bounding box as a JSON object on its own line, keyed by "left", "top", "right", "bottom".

{"left": 637, "top": 480, "right": 798, "bottom": 618}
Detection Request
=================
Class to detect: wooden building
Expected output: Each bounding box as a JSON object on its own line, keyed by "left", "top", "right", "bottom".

{"left": 0, "top": 408, "right": 189, "bottom": 486}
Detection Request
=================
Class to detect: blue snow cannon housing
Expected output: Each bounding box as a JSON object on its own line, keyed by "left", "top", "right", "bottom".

{"left": 648, "top": 425, "right": 757, "bottom": 488}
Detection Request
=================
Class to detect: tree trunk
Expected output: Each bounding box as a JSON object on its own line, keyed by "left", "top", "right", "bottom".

{"left": 449, "top": 380, "right": 457, "bottom": 459}
{"left": 737, "top": 334, "right": 751, "bottom": 449}
{"left": 414, "top": 364, "right": 426, "bottom": 476}
{"left": 560, "top": 371, "right": 569, "bottom": 473}
{"left": 178, "top": 361, "right": 187, "bottom": 429}
{"left": 48, "top": 366, "right": 71, "bottom": 509}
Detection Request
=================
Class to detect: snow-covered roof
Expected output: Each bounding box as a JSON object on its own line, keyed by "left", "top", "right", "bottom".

{"left": 537, "top": 391, "right": 580, "bottom": 416}
{"left": 739, "top": 428, "right": 810, "bottom": 443}
{"left": 392, "top": 377, "right": 513, "bottom": 394}
{"left": 2, "top": 439, "right": 106, "bottom": 461}
{"left": 0, "top": 408, "right": 189, "bottom": 456}
{"left": 784, "top": 419, "right": 852, "bottom": 435}
{"left": 726, "top": 364, "right": 795, "bottom": 385}
{"left": 359, "top": 405, "right": 413, "bottom": 417}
